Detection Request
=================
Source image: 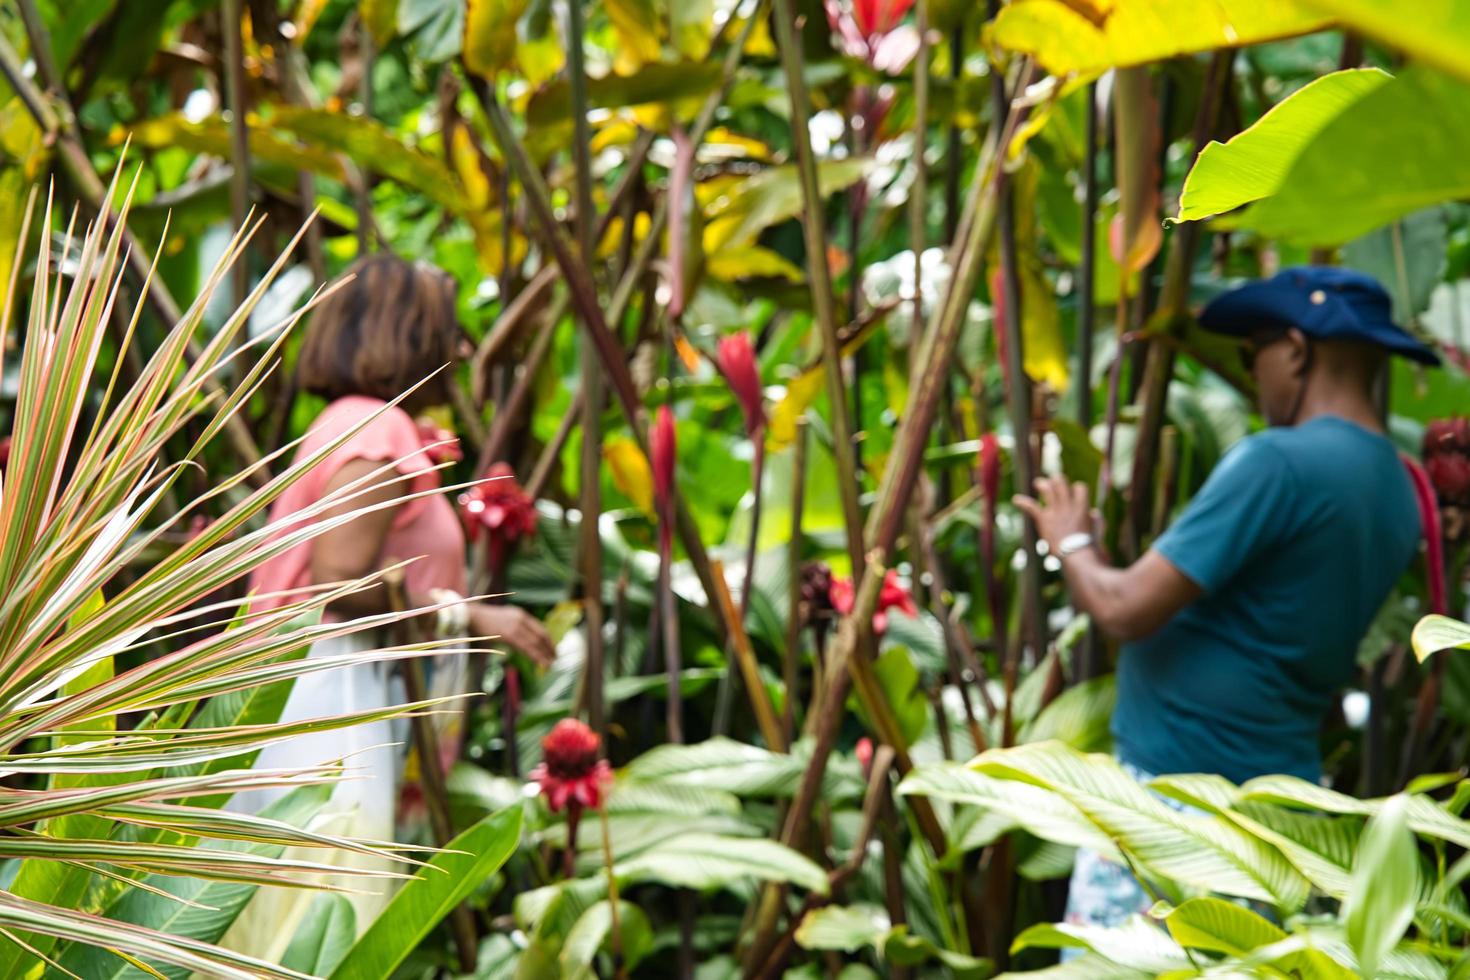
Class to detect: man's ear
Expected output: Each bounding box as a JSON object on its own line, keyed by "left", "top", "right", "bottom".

{"left": 1287, "top": 328, "right": 1312, "bottom": 376}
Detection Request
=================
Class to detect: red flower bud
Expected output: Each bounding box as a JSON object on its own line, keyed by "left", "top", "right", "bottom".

{"left": 855, "top": 736, "right": 874, "bottom": 778}
{"left": 651, "top": 405, "right": 677, "bottom": 519}
{"left": 852, "top": 0, "right": 914, "bottom": 38}
{"left": 716, "top": 332, "right": 767, "bottom": 438}
{"left": 416, "top": 421, "right": 463, "bottom": 466}
{"left": 1425, "top": 418, "right": 1470, "bottom": 506}
{"left": 827, "top": 569, "right": 917, "bottom": 636}
{"left": 530, "top": 718, "right": 613, "bottom": 814}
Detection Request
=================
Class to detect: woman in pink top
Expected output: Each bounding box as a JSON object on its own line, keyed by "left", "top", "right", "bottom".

{"left": 232, "top": 256, "right": 552, "bottom": 946}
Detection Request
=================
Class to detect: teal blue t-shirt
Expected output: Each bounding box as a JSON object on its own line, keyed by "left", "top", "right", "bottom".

{"left": 1112, "top": 416, "right": 1421, "bottom": 784}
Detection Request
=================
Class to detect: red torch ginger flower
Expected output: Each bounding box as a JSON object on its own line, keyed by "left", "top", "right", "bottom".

{"left": 829, "top": 568, "right": 918, "bottom": 635}
{"left": 1426, "top": 418, "right": 1470, "bottom": 506}
{"left": 825, "top": 0, "right": 919, "bottom": 72}
{"left": 459, "top": 463, "right": 538, "bottom": 574}
{"left": 531, "top": 719, "right": 613, "bottom": 813}
{"left": 716, "top": 332, "right": 767, "bottom": 438}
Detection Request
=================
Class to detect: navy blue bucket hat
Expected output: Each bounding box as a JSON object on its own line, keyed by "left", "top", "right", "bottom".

{"left": 1199, "top": 266, "right": 1440, "bottom": 366}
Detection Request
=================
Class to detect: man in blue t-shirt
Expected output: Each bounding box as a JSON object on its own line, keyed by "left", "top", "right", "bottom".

{"left": 1014, "top": 266, "right": 1436, "bottom": 928}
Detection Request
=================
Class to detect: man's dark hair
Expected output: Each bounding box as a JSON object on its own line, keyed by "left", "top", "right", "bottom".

{"left": 296, "top": 254, "right": 460, "bottom": 406}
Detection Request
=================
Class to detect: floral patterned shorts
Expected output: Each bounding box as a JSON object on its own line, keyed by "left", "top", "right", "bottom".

{"left": 1062, "top": 760, "right": 1187, "bottom": 931}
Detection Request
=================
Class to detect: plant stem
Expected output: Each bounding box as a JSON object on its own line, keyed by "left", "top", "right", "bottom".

{"left": 221, "top": 0, "right": 251, "bottom": 314}
{"left": 1077, "top": 81, "right": 1099, "bottom": 430}
{"left": 769, "top": 0, "right": 866, "bottom": 578}
{"left": 599, "top": 804, "right": 624, "bottom": 978}
{"left": 709, "top": 558, "right": 786, "bottom": 751}
{"left": 782, "top": 419, "right": 809, "bottom": 744}
{"left": 566, "top": 0, "right": 608, "bottom": 739}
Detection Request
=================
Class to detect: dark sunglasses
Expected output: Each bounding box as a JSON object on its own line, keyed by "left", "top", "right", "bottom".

{"left": 1237, "top": 332, "right": 1288, "bottom": 373}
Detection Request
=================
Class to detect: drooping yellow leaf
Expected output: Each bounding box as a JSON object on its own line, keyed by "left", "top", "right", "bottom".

{"left": 670, "top": 0, "right": 715, "bottom": 59}
{"left": 705, "top": 244, "right": 805, "bottom": 283}
{"left": 360, "top": 0, "right": 399, "bottom": 46}
{"left": 989, "top": 0, "right": 1330, "bottom": 76}
{"left": 296, "top": 0, "right": 332, "bottom": 42}
{"left": 673, "top": 334, "right": 702, "bottom": 374}
{"left": 605, "top": 0, "right": 664, "bottom": 72}
{"left": 1302, "top": 0, "right": 1470, "bottom": 85}
{"left": 769, "top": 367, "right": 827, "bottom": 450}
{"left": 464, "top": 0, "right": 531, "bottom": 77}
{"left": 604, "top": 436, "right": 654, "bottom": 514}
{"left": 1110, "top": 67, "right": 1162, "bottom": 287}
{"left": 1020, "top": 262, "right": 1070, "bottom": 391}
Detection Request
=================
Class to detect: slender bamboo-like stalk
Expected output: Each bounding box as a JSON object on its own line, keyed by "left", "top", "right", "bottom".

{"left": 222, "top": 0, "right": 251, "bottom": 312}
{"left": 709, "top": 559, "right": 786, "bottom": 751}
{"left": 1077, "top": 82, "right": 1099, "bottom": 429}
{"left": 468, "top": 9, "right": 766, "bottom": 651}
{"left": 1125, "top": 51, "right": 1234, "bottom": 554}
{"left": 782, "top": 420, "right": 809, "bottom": 744}
{"left": 717, "top": 434, "right": 767, "bottom": 737}
{"left": 385, "top": 574, "right": 477, "bottom": 973}
{"left": 354, "top": 18, "right": 375, "bottom": 256}
{"left": 599, "top": 803, "right": 626, "bottom": 978}
{"left": 911, "top": 0, "right": 931, "bottom": 354}
{"left": 566, "top": 0, "right": 608, "bottom": 738}
{"left": 770, "top": 0, "right": 866, "bottom": 577}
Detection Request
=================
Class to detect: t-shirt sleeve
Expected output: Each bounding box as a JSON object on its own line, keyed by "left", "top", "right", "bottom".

{"left": 1152, "top": 435, "right": 1299, "bottom": 594}
{"left": 313, "top": 400, "right": 440, "bottom": 526}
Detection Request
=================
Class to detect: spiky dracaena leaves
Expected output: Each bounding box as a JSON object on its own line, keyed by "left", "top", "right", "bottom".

{"left": 0, "top": 172, "right": 472, "bottom": 978}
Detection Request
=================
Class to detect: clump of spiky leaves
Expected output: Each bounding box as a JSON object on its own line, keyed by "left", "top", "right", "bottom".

{"left": 0, "top": 173, "right": 475, "bottom": 979}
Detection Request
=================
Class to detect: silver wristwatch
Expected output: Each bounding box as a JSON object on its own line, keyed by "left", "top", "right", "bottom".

{"left": 1056, "top": 532, "right": 1094, "bottom": 558}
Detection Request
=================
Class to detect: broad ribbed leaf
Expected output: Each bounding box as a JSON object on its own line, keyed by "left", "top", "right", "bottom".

{"left": 1178, "top": 69, "right": 1390, "bottom": 223}
{"left": 615, "top": 833, "right": 828, "bottom": 895}
{"left": 49, "top": 785, "right": 331, "bottom": 980}
{"left": 794, "top": 904, "right": 889, "bottom": 952}
{"left": 994, "top": 951, "right": 1150, "bottom": 980}
{"left": 1242, "top": 773, "right": 1470, "bottom": 851}
{"left": 988, "top": 0, "right": 1329, "bottom": 75}
{"left": 1303, "top": 0, "right": 1470, "bottom": 84}
{"left": 281, "top": 894, "right": 356, "bottom": 977}
{"left": 329, "top": 807, "right": 523, "bottom": 980}
{"left": 972, "top": 742, "right": 1309, "bottom": 908}
{"left": 1163, "top": 897, "right": 1286, "bottom": 956}
{"left": 1020, "top": 675, "right": 1115, "bottom": 752}
{"left": 1343, "top": 795, "right": 1418, "bottom": 980}
{"left": 560, "top": 900, "right": 653, "bottom": 976}
{"left": 621, "top": 736, "right": 864, "bottom": 797}
{"left": 1010, "top": 918, "right": 1193, "bottom": 974}
{"left": 1412, "top": 613, "right": 1470, "bottom": 662}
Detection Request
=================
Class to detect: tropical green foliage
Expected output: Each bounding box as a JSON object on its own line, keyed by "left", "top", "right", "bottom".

{"left": 7, "top": 0, "right": 1470, "bottom": 976}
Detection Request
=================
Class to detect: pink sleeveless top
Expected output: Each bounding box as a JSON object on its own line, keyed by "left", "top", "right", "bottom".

{"left": 250, "top": 396, "right": 467, "bottom": 615}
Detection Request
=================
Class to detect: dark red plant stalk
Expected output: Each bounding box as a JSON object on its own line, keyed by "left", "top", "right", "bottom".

{"left": 668, "top": 126, "right": 696, "bottom": 320}
{"left": 651, "top": 406, "right": 677, "bottom": 550}
{"left": 715, "top": 332, "right": 766, "bottom": 438}
{"left": 649, "top": 404, "right": 683, "bottom": 742}
{"left": 829, "top": 568, "right": 917, "bottom": 635}
{"left": 977, "top": 432, "right": 1009, "bottom": 670}
{"left": 459, "top": 463, "right": 538, "bottom": 578}
{"left": 1403, "top": 455, "right": 1448, "bottom": 616}
{"left": 530, "top": 718, "right": 614, "bottom": 877}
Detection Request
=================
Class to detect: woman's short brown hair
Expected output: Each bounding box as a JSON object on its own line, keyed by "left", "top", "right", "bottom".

{"left": 296, "top": 254, "right": 460, "bottom": 406}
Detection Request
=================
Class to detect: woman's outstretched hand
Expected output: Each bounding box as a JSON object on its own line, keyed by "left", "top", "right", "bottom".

{"left": 468, "top": 603, "right": 556, "bottom": 668}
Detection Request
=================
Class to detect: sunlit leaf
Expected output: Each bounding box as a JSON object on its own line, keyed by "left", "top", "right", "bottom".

{"left": 1302, "top": 0, "right": 1470, "bottom": 84}
{"left": 603, "top": 436, "right": 654, "bottom": 515}
{"left": 1218, "top": 67, "right": 1470, "bottom": 244}
{"left": 328, "top": 807, "right": 522, "bottom": 979}
{"left": 988, "top": 0, "right": 1331, "bottom": 75}
{"left": 281, "top": 894, "right": 356, "bottom": 978}
{"left": 1412, "top": 613, "right": 1470, "bottom": 662}
{"left": 1177, "top": 69, "right": 1389, "bottom": 223}
{"left": 794, "top": 904, "right": 889, "bottom": 953}
{"left": 361, "top": 0, "right": 401, "bottom": 45}
{"left": 605, "top": 0, "right": 664, "bottom": 71}
{"left": 464, "top": 0, "right": 530, "bottom": 76}
{"left": 1343, "top": 795, "right": 1418, "bottom": 979}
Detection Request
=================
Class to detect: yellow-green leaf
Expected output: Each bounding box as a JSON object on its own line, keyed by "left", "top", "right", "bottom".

{"left": 464, "top": 0, "right": 531, "bottom": 77}
{"left": 705, "top": 244, "right": 804, "bottom": 282}
{"left": 604, "top": 0, "right": 663, "bottom": 71}
{"left": 989, "top": 0, "right": 1331, "bottom": 76}
{"left": 360, "top": 0, "right": 399, "bottom": 45}
{"left": 1303, "top": 0, "right": 1470, "bottom": 84}
{"left": 1177, "top": 68, "right": 1389, "bottom": 223}
{"left": 1412, "top": 614, "right": 1470, "bottom": 662}
{"left": 604, "top": 436, "right": 654, "bottom": 515}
